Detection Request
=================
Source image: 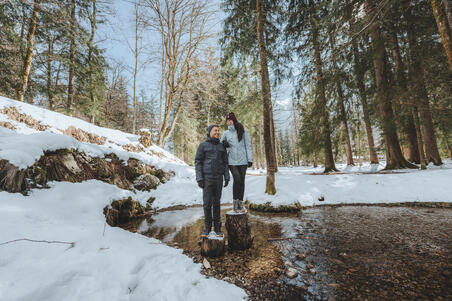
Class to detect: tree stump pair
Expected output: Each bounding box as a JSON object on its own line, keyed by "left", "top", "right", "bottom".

{"left": 201, "top": 210, "right": 253, "bottom": 257}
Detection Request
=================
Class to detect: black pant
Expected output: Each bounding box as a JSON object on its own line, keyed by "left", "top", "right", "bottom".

{"left": 202, "top": 177, "right": 223, "bottom": 231}
{"left": 229, "top": 165, "right": 247, "bottom": 201}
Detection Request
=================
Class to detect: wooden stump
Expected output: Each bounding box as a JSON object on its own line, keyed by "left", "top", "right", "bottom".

{"left": 226, "top": 211, "right": 253, "bottom": 250}
{"left": 201, "top": 234, "right": 225, "bottom": 257}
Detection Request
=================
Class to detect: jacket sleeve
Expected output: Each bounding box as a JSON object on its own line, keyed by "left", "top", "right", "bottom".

{"left": 223, "top": 145, "right": 230, "bottom": 181}
{"left": 220, "top": 132, "right": 226, "bottom": 143}
{"left": 194, "top": 143, "right": 205, "bottom": 182}
{"left": 245, "top": 130, "right": 253, "bottom": 163}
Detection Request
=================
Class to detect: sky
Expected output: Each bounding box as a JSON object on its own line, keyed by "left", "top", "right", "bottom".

{"left": 96, "top": 0, "right": 294, "bottom": 131}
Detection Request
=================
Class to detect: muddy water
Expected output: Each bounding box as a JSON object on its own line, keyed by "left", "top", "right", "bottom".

{"left": 122, "top": 205, "right": 452, "bottom": 301}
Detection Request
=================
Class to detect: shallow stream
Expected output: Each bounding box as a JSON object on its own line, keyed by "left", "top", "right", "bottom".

{"left": 121, "top": 205, "right": 452, "bottom": 300}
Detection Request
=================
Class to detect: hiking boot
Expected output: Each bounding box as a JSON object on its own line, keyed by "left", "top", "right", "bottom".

{"left": 215, "top": 231, "right": 224, "bottom": 238}
{"left": 233, "top": 199, "right": 239, "bottom": 212}
{"left": 201, "top": 230, "right": 209, "bottom": 238}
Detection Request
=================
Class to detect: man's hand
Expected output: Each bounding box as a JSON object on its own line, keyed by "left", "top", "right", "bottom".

{"left": 247, "top": 161, "right": 252, "bottom": 168}
{"left": 198, "top": 180, "right": 204, "bottom": 188}
{"left": 224, "top": 180, "right": 229, "bottom": 187}
{"left": 222, "top": 140, "right": 230, "bottom": 148}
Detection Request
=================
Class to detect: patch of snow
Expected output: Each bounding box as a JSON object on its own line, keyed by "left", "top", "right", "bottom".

{"left": 0, "top": 181, "right": 246, "bottom": 301}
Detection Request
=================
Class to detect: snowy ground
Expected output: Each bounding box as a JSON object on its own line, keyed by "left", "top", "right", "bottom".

{"left": 0, "top": 181, "right": 246, "bottom": 301}
{"left": 1, "top": 95, "right": 451, "bottom": 300}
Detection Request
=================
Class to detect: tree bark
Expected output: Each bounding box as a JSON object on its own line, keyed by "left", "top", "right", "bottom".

{"left": 367, "top": 1, "right": 416, "bottom": 170}
{"left": 67, "top": 0, "right": 76, "bottom": 113}
{"left": 16, "top": 0, "right": 41, "bottom": 102}
{"left": 132, "top": 1, "right": 139, "bottom": 134}
{"left": 225, "top": 212, "right": 253, "bottom": 250}
{"left": 411, "top": 104, "right": 427, "bottom": 169}
{"left": 432, "top": 0, "right": 452, "bottom": 73}
{"left": 201, "top": 236, "right": 225, "bottom": 257}
{"left": 388, "top": 23, "right": 420, "bottom": 163}
{"left": 309, "top": 4, "right": 337, "bottom": 172}
{"left": 256, "top": 0, "right": 277, "bottom": 194}
{"left": 88, "top": 0, "right": 97, "bottom": 123}
{"left": 46, "top": 35, "right": 54, "bottom": 110}
{"left": 352, "top": 42, "right": 379, "bottom": 164}
{"left": 405, "top": 5, "right": 442, "bottom": 165}
{"left": 330, "top": 35, "right": 354, "bottom": 166}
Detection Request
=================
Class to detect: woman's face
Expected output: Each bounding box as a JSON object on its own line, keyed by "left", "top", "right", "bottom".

{"left": 226, "top": 119, "right": 234, "bottom": 126}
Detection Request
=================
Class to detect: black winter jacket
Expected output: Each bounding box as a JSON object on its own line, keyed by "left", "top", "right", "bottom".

{"left": 195, "top": 137, "right": 230, "bottom": 182}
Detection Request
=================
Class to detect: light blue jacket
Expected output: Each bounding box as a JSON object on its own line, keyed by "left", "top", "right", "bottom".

{"left": 221, "top": 126, "right": 253, "bottom": 166}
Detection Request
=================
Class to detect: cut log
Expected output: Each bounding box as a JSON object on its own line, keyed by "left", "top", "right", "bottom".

{"left": 200, "top": 233, "right": 225, "bottom": 257}
{"left": 225, "top": 211, "right": 253, "bottom": 250}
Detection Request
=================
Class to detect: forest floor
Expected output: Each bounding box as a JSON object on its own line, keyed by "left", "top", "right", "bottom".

{"left": 124, "top": 204, "right": 452, "bottom": 301}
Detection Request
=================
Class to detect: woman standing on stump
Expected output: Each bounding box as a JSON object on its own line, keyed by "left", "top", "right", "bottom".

{"left": 221, "top": 112, "right": 253, "bottom": 213}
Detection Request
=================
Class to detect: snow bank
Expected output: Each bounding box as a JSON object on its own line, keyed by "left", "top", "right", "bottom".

{"left": 0, "top": 181, "right": 246, "bottom": 301}
{"left": 244, "top": 164, "right": 452, "bottom": 207}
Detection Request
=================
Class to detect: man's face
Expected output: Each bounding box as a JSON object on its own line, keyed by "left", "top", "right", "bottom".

{"left": 226, "top": 119, "right": 234, "bottom": 126}
{"left": 210, "top": 126, "right": 220, "bottom": 139}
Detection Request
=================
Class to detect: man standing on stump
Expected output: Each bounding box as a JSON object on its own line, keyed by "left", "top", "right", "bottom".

{"left": 195, "top": 125, "right": 230, "bottom": 238}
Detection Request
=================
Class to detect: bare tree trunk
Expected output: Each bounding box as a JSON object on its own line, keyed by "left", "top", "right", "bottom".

{"left": 67, "top": 0, "right": 76, "bottom": 113}
{"left": 16, "top": 0, "right": 41, "bottom": 102}
{"left": 352, "top": 40, "right": 379, "bottom": 164}
{"left": 88, "top": 0, "right": 97, "bottom": 124}
{"left": 310, "top": 4, "right": 337, "bottom": 172}
{"left": 405, "top": 5, "right": 442, "bottom": 165}
{"left": 432, "top": 0, "right": 452, "bottom": 73}
{"left": 367, "top": 0, "right": 416, "bottom": 170}
{"left": 46, "top": 36, "right": 54, "bottom": 110}
{"left": 411, "top": 104, "right": 427, "bottom": 169}
{"left": 132, "top": 1, "right": 139, "bottom": 134}
{"left": 330, "top": 36, "right": 354, "bottom": 166}
{"left": 256, "top": 0, "right": 277, "bottom": 194}
{"left": 388, "top": 24, "right": 420, "bottom": 163}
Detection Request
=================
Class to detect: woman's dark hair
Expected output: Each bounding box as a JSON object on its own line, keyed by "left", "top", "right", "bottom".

{"left": 234, "top": 120, "right": 245, "bottom": 141}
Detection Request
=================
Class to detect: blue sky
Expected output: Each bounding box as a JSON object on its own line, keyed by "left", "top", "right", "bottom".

{"left": 96, "top": 0, "right": 293, "bottom": 129}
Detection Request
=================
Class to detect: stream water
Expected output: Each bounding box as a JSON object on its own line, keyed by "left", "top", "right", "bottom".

{"left": 121, "top": 205, "right": 452, "bottom": 301}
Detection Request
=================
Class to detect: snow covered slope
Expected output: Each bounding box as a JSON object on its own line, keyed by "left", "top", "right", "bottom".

{"left": 0, "top": 96, "right": 246, "bottom": 300}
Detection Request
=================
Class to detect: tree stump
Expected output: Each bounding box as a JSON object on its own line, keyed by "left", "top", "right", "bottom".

{"left": 226, "top": 211, "right": 253, "bottom": 250}
{"left": 200, "top": 233, "right": 225, "bottom": 257}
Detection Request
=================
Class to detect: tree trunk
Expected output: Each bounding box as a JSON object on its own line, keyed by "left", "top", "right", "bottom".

{"left": 432, "top": 0, "right": 452, "bottom": 73}
{"left": 330, "top": 36, "right": 354, "bottom": 166}
{"left": 88, "top": 0, "right": 97, "bottom": 123}
{"left": 201, "top": 236, "right": 225, "bottom": 257}
{"left": 16, "top": 0, "right": 41, "bottom": 102}
{"left": 256, "top": 0, "right": 277, "bottom": 194}
{"left": 310, "top": 7, "right": 337, "bottom": 172}
{"left": 225, "top": 212, "right": 253, "bottom": 250}
{"left": 443, "top": 0, "right": 452, "bottom": 28}
{"left": 352, "top": 41, "right": 379, "bottom": 164}
{"left": 132, "top": 1, "right": 139, "bottom": 134}
{"left": 388, "top": 23, "right": 420, "bottom": 163}
{"left": 46, "top": 36, "right": 54, "bottom": 110}
{"left": 67, "top": 0, "right": 76, "bottom": 113}
{"left": 405, "top": 6, "right": 442, "bottom": 165}
{"left": 367, "top": 1, "right": 416, "bottom": 170}
{"left": 411, "top": 104, "right": 427, "bottom": 169}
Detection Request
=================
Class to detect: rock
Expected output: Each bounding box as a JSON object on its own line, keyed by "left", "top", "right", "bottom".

{"left": 133, "top": 174, "right": 160, "bottom": 191}
{"left": 285, "top": 267, "right": 298, "bottom": 279}
{"left": 296, "top": 253, "right": 306, "bottom": 260}
{"left": 309, "top": 268, "right": 316, "bottom": 275}
{"left": 138, "top": 129, "right": 152, "bottom": 147}
{"left": 0, "top": 121, "right": 16, "bottom": 130}
{"left": 284, "top": 261, "right": 293, "bottom": 267}
{"left": 62, "top": 125, "right": 106, "bottom": 145}
{"left": 203, "top": 258, "right": 211, "bottom": 269}
{"left": 339, "top": 252, "right": 347, "bottom": 258}
{"left": 306, "top": 264, "right": 314, "bottom": 269}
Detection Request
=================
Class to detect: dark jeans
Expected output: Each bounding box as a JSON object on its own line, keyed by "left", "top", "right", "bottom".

{"left": 229, "top": 165, "right": 247, "bottom": 201}
{"left": 202, "top": 177, "right": 223, "bottom": 232}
